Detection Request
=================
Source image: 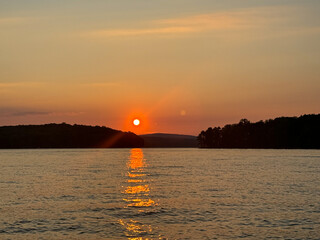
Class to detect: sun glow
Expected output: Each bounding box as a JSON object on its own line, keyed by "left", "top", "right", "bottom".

{"left": 133, "top": 119, "right": 140, "bottom": 126}
{"left": 124, "top": 114, "right": 148, "bottom": 134}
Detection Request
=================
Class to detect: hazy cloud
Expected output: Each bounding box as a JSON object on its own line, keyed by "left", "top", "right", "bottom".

{"left": 81, "top": 82, "right": 122, "bottom": 87}
{"left": 87, "top": 26, "right": 195, "bottom": 37}
{"left": 0, "top": 108, "right": 50, "bottom": 117}
{"left": 0, "top": 17, "right": 35, "bottom": 25}
{"left": 0, "top": 108, "right": 84, "bottom": 117}
{"left": 0, "top": 82, "right": 44, "bottom": 88}
{"left": 11, "top": 111, "right": 51, "bottom": 117}
{"left": 83, "top": 6, "right": 302, "bottom": 38}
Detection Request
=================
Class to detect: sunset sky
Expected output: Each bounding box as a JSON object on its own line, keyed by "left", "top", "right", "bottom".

{"left": 1, "top": 0, "right": 319, "bottom": 135}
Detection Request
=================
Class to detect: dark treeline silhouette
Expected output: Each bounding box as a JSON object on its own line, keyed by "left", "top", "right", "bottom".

{"left": 0, "top": 123, "right": 144, "bottom": 148}
{"left": 198, "top": 114, "right": 320, "bottom": 149}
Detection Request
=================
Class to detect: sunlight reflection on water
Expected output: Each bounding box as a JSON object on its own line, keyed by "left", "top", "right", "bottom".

{"left": 120, "top": 149, "right": 159, "bottom": 239}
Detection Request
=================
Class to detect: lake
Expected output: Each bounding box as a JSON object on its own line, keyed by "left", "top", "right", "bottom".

{"left": 0, "top": 149, "right": 319, "bottom": 239}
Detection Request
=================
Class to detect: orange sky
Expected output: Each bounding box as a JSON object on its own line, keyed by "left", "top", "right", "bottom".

{"left": 0, "top": 1, "right": 319, "bottom": 135}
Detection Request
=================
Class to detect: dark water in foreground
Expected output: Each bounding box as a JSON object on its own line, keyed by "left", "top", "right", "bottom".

{"left": 0, "top": 149, "right": 319, "bottom": 239}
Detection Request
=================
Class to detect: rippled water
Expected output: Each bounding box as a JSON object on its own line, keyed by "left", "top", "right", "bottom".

{"left": 0, "top": 149, "right": 319, "bottom": 239}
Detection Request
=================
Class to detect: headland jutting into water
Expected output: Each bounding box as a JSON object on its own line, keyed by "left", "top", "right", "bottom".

{"left": 0, "top": 123, "right": 143, "bottom": 148}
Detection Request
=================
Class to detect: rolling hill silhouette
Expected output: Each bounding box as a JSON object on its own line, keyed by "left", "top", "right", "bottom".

{"left": 0, "top": 123, "right": 144, "bottom": 148}
{"left": 140, "top": 133, "right": 197, "bottom": 148}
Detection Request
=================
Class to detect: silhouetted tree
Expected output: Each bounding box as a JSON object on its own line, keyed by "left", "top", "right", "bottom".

{"left": 198, "top": 114, "right": 320, "bottom": 149}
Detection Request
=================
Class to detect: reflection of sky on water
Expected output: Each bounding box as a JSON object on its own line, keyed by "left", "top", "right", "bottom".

{"left": 1, "top": 149, "right": 319, "bottom": 239}
{"left": 119, "top": 148, "right": 157, "bottom": 239}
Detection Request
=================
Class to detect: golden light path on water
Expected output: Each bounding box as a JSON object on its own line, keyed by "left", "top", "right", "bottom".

{"left": 119, "top": 148, "right": 157, "bottom": 239}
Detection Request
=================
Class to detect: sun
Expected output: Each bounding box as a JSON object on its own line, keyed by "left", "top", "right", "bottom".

{"left": 133, "top": 119, "right": 140, "bottom": 126}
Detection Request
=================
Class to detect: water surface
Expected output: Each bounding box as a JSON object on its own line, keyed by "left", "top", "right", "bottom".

{"left": 0, "top": 149, "right": 319, "bottom": 239}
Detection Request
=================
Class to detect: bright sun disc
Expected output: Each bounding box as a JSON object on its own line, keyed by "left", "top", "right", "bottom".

{"left": 133, "top": 119, "right": 140, "bottom": 126}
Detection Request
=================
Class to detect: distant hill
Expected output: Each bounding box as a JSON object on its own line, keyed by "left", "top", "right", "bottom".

{"left": 198, "top": 114, "right": 320, "bottom": 149}
{"left": 140, "top": 133, "right": 198, "bottom": 148}
{"left": 0, "top": 123, "right": 144, "bottom": 148}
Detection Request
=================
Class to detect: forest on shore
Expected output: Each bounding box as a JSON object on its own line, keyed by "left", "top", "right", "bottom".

{"left": 0, "top": 123, "right": 144, "bottom": 148}
{"left": 198, "top": 114, "right": 320, "bottom": 149}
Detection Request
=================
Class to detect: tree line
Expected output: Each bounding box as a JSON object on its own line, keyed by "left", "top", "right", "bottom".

{"left": 0, "top": 123, "right": 144, "bottom": 148}
{"left": 198, "top": 114, "right": 320, "bottom": 149}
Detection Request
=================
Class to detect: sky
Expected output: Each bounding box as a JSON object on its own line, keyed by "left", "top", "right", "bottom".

{"left": 0, "top": 0, "right": 319, "bottom": 135}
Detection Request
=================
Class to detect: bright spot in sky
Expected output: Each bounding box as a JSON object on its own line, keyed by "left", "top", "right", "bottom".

{"left": 133, "top": 119, "right": 140, "bottom": 126}
{"left": 180, "top": 110, "right": 186, "bottom": 116}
